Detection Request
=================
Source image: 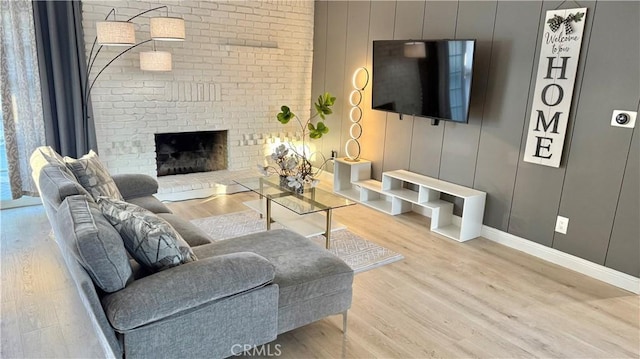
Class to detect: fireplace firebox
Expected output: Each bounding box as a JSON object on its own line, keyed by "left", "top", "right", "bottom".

{"left": 154, "top": 131, "right": 228, "bottom": 176}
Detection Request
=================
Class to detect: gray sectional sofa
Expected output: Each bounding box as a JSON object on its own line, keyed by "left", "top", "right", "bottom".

{"left": 30, "top": 147, "right": 353, "bottom": 359}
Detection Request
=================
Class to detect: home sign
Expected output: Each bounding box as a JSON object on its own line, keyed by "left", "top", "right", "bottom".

{"left": 524, "top": 7, "right": 587, "bottom": 168}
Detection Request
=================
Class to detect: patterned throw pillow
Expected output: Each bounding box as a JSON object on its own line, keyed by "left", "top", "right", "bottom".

{"left": 37, "top": 146, "right": 67, "bottom": 168}
{"left": 64, "top": 150, "right": 123, "bottom": 201}
{"left": 98, "top": 197, "right": 197, "bottom": 271}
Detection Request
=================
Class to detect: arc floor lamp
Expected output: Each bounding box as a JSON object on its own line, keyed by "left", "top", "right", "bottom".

{"left": 83, "top": 6, "right": 185, "bottom": 127}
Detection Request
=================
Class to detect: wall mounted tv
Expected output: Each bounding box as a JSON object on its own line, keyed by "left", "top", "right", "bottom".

{"left": 372, "top": 39, "right": 476, "bottom": 124}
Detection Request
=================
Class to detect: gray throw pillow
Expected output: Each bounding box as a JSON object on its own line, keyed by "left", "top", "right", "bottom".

{"left": 58, "top": 195, "right": 133, "bottom": 292}
{"left": 64, "top": 150, "right": 123, "bottom": 201}
{"left": 98, "top": 197, "right": 197, "bottom": 271}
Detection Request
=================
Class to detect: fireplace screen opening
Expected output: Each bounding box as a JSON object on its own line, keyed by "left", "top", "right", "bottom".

{"left": 155, "top": 130, "right": 228, "bottom": 176}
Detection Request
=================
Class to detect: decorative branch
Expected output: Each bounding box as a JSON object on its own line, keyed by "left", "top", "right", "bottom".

{"left": 259, "top": 93, "right": 336, "bottom": 190}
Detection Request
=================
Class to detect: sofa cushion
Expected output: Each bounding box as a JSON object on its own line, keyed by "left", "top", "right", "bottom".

{"left": 64, "top": 150, "right": 123, "bottom": 201}
{"left": 158, "top": 213, "right": 213, "bottom": 246}
{"left": 102, "top": 252, "right": 276, "bottom": 331}
{"left": 112, "top": 174, "right": 160, "bottom": 200}
{"left": 57, "top": 195, "right": 133, "bottom": 292}
{"left": 39, "top": 165, "right": 93, "bottom": 205}
{"left": 192, "top": 229, "right": 353, "bottom": 308}
{"left": 99, "top": 197, "right": 197, "bottom": 272}
{"left": 127, "top": 196, "right": 172, "bottom": 214}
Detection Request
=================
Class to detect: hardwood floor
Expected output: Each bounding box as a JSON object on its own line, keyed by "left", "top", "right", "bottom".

{"left": 167, "top": 192, "right": 639, "bottom": 359}
{"left": 1, "top": 205, "right": 104, "bottom": 358}
{"left": 1, "top": 192, "right": 638, "bottom": 358}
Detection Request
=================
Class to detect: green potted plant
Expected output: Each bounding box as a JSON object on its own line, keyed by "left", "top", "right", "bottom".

{"left": 258, "top": 92, "right": 336, "bottom": 191}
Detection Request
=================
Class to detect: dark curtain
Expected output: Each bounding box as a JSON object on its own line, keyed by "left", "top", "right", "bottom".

{"left": 32, "top": 0, "right": 97, "bottom": 158}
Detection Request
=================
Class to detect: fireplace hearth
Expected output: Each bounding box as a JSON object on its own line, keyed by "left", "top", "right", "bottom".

{"left": 155, "top": 131, "right": 228, "bottom": 176}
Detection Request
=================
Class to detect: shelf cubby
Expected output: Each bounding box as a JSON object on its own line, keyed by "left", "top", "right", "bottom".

{"left": 360, "top": 189, "right": 394, "bottom": 214}
{"left": 333, "top": 161, "right": 486, "bottom": 242}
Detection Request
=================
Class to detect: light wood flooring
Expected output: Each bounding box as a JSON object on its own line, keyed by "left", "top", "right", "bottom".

{"left": 1, "top": 191, "right": 639, "bottom": 358}
{"left": 1, "top": 205, "right": 104, "bottom": 358}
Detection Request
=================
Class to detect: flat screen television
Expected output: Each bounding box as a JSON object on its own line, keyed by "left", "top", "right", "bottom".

{"left": 372, "top": 39, "right": 476, "bottom": 123}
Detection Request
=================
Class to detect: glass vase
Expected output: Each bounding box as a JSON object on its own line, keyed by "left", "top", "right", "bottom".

{"left": 279, "top": 175, "right": 303, "bottom": 195}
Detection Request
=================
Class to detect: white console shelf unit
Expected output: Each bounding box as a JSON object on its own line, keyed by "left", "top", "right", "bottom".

{"left": 333, "top": 158, "right": 486, "bottom": 242}
{"left": 333, "top": 158, "right": 372, "bottom": 202}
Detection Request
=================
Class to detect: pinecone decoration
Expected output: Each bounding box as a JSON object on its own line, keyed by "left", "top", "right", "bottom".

{"left": 564, "top": 14, "right": 575, "bottom": 34}
{"left": 548, "top": 15, "right": 563, "bottom": 32}
{"left": 564, "top": 20, "right": 574, "bottom": 34}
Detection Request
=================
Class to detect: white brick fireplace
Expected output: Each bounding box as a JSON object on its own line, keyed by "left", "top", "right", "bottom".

{"left": 81, "top": 0, "right": 314, "bottom": 178}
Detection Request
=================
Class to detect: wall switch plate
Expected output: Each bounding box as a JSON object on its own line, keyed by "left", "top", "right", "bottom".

{"left": 611, "top": 110, "right": 636, "bottom": 128}
{"left": 555, "top": 216, "right": 569, "bottom": 234}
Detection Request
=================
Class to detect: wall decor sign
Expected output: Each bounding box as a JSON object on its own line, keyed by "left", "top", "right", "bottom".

{"left": 524, "top": 7, "right": 587, "bottom": 168}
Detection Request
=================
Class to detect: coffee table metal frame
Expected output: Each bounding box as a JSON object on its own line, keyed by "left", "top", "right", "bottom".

{"left": 234, "top": 176, "right": 354, "bottom": 249}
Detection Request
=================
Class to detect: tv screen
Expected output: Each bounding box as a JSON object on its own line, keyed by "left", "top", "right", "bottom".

{"left": 372, "top": 39, "right": 475, "bottom": 123}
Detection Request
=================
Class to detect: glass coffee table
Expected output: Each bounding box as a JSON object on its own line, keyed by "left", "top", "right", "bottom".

{"left": 234, "top": 176, "right": 355, "bottom": 249}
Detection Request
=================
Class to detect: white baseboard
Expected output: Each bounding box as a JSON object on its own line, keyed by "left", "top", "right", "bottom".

{"left": 481, "top": 225, "right": 640, "bottom": 294}
{"left": 239, "top": 172, "right": 639, "bottom": 293}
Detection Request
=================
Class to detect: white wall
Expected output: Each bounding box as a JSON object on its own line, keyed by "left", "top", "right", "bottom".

{"left": 81, "top": 0, "right": 314, "bottom": 176}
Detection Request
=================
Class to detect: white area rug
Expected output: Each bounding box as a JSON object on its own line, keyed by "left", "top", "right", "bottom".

{"left": 191, "top": 211, "right": 404, "bottom": 273}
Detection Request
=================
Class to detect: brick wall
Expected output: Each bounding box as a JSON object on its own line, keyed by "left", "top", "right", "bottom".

{"left": 81, "top": 0, "right": 314, "bottom": 176}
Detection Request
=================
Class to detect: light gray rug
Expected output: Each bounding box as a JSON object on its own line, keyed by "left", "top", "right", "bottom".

{"left": 191, "top": 210, "right": 404, "bottom": 273}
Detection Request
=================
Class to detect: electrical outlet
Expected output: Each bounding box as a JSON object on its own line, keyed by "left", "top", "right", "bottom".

{"left": 555, "top": 216, "right": 569, "bottom": 234}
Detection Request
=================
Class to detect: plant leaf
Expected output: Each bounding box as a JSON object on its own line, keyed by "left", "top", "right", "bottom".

{"left": 277, "top": 105, "right": 294, "bottom": 124}
{"left": 314, "top": 92, "right": 336, "bottom": 121}
{"left": 316, "top": 121, "right": 329, "bottom": 134}
{"left": 315, "top": 103, "right": 324, "bottom": 120}
{"left": 325, "top": 93, "right": 336, "bottom": 106}
{"left": 573, "top": 12, "right": 584, "bottom": 22}
{"left": 277, "top": 92, "right": 334, "bottom": 140}
{"left": 308, "top": 122, "right": 327, "bottom": 139}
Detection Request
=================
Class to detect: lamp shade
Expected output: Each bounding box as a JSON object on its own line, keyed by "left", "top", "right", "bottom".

{"left": 140, "top": 51, "right": 172, "bottom": 71}
{"left": 96, "top": 21, "right": 135, "bottom": 46}
{"left": 404, "top": 42, "right": 426, "bottom": 58}
{"left": 150, "top": 17, "right": 185, "bottom": 41}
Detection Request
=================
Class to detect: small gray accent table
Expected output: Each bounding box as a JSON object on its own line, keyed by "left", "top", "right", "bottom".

{"left": 234, "top": 176, "right": 355, "bottom": 248}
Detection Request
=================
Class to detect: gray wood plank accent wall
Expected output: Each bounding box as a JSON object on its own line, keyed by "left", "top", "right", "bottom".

{"left": 338, "top": 1, "right": 371, "bottom": 170}
{"left": 438, "top": 1, "right": 496, "bottom": 188}
{"left": 553, "top": 1, "right": 639, "bottom": 265}
{"left": 509, "top": 0, "right": 597, "bottom": 247}
{"left": 381, "top": 1, "right": 425, "bottom": 174}
{"left": 606, "top": 120, "right": 639, "bottom": 276}
{"left": 473, "top": 1, "right": 542, "bottom": 230}
{"left": 361, "top": 1, "right": 396, "bottom": 179}
{"left": 322, "top": 1, "right": 349, "bottom": 167}
{"left": 408, "top": 1, "right": 458, "bottom": 178}
{"left": 311, "top": 0, "right": 639, "bottom": 277}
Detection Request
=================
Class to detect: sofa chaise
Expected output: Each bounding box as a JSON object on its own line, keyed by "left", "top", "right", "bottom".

{"left": 30, "top": 146, "right": 353, "bottom": 358}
